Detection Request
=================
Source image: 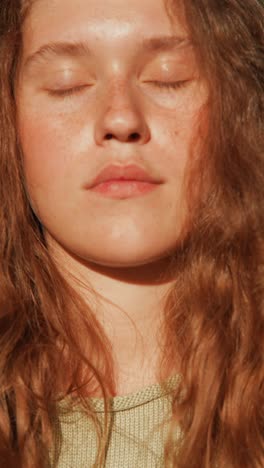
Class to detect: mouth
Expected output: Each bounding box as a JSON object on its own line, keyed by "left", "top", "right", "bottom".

{"left": 89, "top": 179, "right": 159, "bottom": 199}
{"left": 86, "top": 163, "right": 163, "bottom": 199}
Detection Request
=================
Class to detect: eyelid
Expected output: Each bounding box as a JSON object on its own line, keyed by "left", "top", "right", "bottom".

{"left": 45, "top": 79, "right": 191, "bottom": 99}
{"left": 147, "top": 79, "right": 188, "bottom": 85}
{"left": 45, "top": 84, "right": 89, "bottom": 96}
{"left": 145, "top": 80, "right": 190, "bottom": 90}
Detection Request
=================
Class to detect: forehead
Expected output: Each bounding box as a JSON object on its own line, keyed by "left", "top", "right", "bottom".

{"left": 22, "top": 0, "right": 187, "bottom": 53}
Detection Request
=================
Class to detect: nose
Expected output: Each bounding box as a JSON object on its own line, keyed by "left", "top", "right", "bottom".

{"left": 94, "top": 82, "right": 151, "bottom": 146}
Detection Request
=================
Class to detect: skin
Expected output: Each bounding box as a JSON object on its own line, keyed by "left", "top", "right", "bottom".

{"left": 16, "top": 0, "right": 208, "bottom": 394}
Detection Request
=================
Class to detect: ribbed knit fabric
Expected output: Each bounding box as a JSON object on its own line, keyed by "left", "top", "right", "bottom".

{"left": 53, "top": 374, "right": 182, "bottom": 467}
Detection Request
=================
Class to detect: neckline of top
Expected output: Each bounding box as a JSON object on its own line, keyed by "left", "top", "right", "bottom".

{"left": 59, "top": 373, "right": 182, "bottom": 413}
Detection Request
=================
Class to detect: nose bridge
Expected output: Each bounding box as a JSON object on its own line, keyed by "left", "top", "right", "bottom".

{"left": 94, "top": 77, "right": 150, "bottom": 145}
{"left": 107, "top": 75, "right": 131, "bottom": 100}
{"left": 105, "top": 78, "right": 137, "bottom": 118}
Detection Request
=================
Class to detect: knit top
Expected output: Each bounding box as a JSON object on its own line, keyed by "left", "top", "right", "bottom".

{"left": 53, "top": 374, "right": 182, "bottom": 467}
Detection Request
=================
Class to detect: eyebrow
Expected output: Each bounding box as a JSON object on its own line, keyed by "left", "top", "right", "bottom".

{"left": 23, "top": 35, "right": 190, "bottom": 69}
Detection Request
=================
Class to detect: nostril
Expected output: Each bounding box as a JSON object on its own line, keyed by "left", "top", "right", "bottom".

{"left": 105, "top": 132, "right": 140, "bottom": 142}
{"left": 129, "top": 133, "right": 140, "bottom": 141}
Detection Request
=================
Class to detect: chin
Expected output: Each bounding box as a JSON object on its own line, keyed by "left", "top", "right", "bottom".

{"left": 46, "top": 231, "right": 177, "bottom": 270}
{"left": 82, "top": 244, "right": 172, "bottom": 269}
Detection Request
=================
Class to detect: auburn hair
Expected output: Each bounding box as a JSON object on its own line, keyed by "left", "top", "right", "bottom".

{"left": 0, "top": 0, "right": 263, "bottom": 466}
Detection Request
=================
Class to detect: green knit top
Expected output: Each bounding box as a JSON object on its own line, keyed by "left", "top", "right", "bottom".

{"left": 53, "top": 374, "right": 182, "bottom": 467}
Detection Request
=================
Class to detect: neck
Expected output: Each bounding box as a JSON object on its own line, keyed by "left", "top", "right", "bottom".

{"left": 49, "top": 242, "right": 179, "bottom": 394}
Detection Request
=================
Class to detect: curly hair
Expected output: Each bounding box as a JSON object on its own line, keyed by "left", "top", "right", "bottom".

{"left": 0, "top": 0, "right": 263, "bottom": 467}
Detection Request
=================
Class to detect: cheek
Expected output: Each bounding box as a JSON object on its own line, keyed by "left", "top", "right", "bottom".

{"left": 18, "top": 112, "right": 74, "bottom": 192}
{"left": 156, "top": 105, "right": 202, "bottom": 173}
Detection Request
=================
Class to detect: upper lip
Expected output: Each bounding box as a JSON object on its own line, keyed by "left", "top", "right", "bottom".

{"left": 88, "top": 164, "right": 163, "bottom": 188}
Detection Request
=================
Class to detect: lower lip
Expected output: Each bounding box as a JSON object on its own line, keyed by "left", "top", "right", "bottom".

{"left": 90, "top": 180, "right": 158, "bottom": 199}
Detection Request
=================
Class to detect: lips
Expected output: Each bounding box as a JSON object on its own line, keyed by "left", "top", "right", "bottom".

{"left": 89, "top": 163, "right": 162, "bottom": 188}
{"left": 86, "top": 163, "right": 163, "bottom": 199}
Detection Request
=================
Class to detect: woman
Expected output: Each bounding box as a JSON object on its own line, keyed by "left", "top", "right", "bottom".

{"left": 0, "top": 0, "right": 263, "bottom": 466}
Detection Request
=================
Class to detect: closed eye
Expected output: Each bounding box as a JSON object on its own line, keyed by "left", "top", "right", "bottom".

{"left": 46, "top": 80, "right": 189, "bottom": 98}
{"left": 147, "top": 80, "right": 189, "bottom": 90}
{"left": 46, "top": 84, "right": 89, "bottom": 97}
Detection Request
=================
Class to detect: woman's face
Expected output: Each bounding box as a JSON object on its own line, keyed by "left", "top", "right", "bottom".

{"left": 17, "top": 0, "right": 207, "bottom": 267}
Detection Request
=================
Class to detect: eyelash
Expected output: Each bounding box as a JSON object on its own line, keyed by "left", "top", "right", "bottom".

{"left": 47, "top": 80, "right": 189, "bottom": 98}
{"left": 47, "top": 85, "right": 87, "bottom": 97}
{"left": 151, "top": 80, "right": 188, "bottom": 90}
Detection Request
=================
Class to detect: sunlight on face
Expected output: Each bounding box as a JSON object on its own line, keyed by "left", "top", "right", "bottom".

{"left": 17, "top": 0, "right": 208, "bottom": 267}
